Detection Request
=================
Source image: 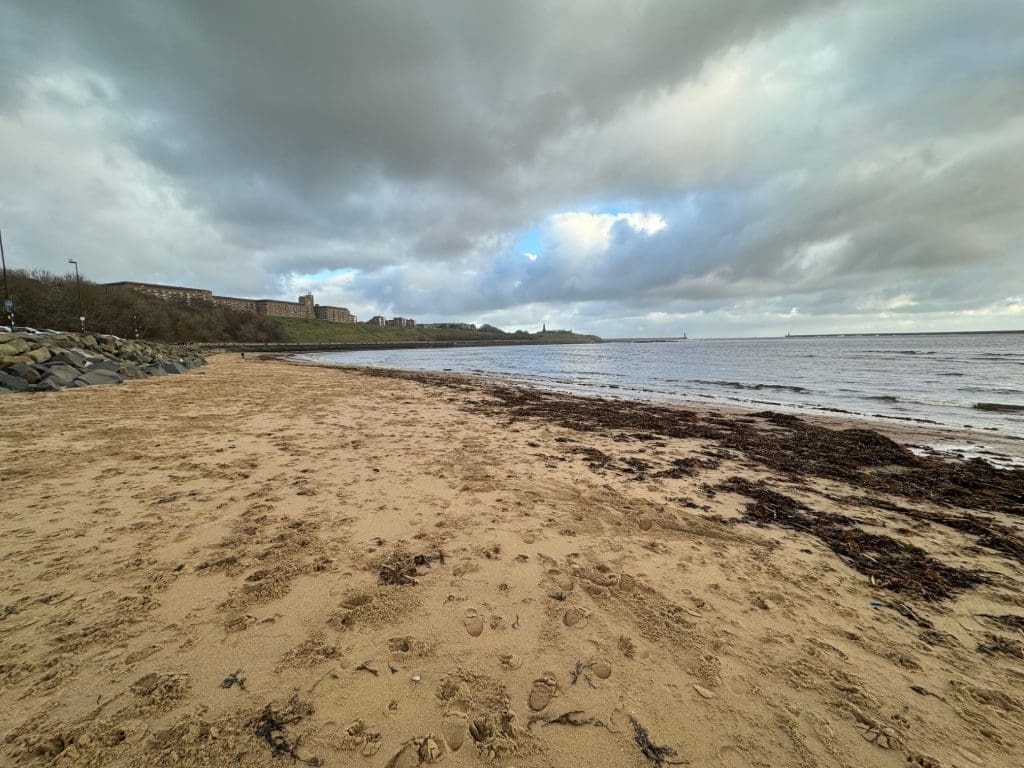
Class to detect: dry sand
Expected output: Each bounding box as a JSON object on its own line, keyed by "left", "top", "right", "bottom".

{"left": 1, "top": 354, "right": 1022, "bottom": 768}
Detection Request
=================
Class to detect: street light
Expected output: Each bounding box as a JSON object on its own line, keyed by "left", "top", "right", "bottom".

{"left": 0, "top": 226, "right": 12, "bottom": 327}
{"left": 68, "top": 259, "right": 84, "bottom": 334}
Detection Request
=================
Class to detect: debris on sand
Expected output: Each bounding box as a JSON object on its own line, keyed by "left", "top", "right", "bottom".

{"left": 379, "top": 551, "right": 447, "bottom": 585}
{"left": 527, "top": 710, "right": 602, "bottom": 729}
{"left": 630, "top": 716, "right": 687, "bottom": 766}
{"left": 977, "top": 613, "right": 1024, "bottom": 631}
{"left": 379, "top": 561, "right": 418, "bottom": 586}
{"left": 220, "top": 669, "right": 247, "bottom": 690}
{"left": 248, "top": 695, "right": 321, "bottom": 765}
{"left": 569, "top": 660, "right": 597, "bottom": 688}
{"left": 720, "top": 477, "right": 989, "bottom": 601}
{"left": 385, "top": 734, "right": 444, "bottom": 767}
{"left": 977, "top": 633, "right": 1024, "bottom": 659}
{"left": 427, "top": 376, "right": 1024, "bottom": 515}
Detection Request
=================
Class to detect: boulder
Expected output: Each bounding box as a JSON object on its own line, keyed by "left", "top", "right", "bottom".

{"left": 3, "top": 363, "right": 44, "bottom": 385}
{"left": 162, "top": 362, "right": 187, "bottom": 375}
{"left": 142, "top": 365, "right": 167, "bottom": 377}
{"left": 29, "top": 379, "right": 64, "bottom": 393}
{"left": 39, "top": 363, "right": 82, "bottom": 386}
{"left": 120, "top": 365, "right": 146, "bottom": 380}
{"left": 0, "top": 338, "right": 30, "bottom": 357}
{"left": 86, "top": 359, "right": 121, "bottom": 373}
{"left": 0, "top": 354, "right": 34, "bottom": 367}
{"left": 0, "top": 370, "right": 29, "bottom": 392}
{"left": 50, "top": 349, "right": 89, "bottom": 367}
{"left": 74, "top": 369, "right": 123, "bottom": 386}
{"left": 26, "top": 346, "right": 52, "bottom": 364}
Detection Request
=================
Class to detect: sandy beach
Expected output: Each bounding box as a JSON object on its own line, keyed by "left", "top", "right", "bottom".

{"left": 1, "top": 353, "right": 1022, "bottom": 768}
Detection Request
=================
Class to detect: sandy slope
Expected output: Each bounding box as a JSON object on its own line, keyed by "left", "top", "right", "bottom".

{"left": 0, "top": 354, "right": 1022, "bottom": 768}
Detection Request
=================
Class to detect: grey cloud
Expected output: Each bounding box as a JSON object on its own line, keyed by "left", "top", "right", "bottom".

{"left": 1, "top": 0, "right": 1022, "bottom": 336}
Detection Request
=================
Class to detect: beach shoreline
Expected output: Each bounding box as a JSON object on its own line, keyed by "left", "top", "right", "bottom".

{"left": 286, "top": 354, "right": 1024, "bottom": 467}
{"left": 2, "top": 354, "right": 1022, "bottom": 767}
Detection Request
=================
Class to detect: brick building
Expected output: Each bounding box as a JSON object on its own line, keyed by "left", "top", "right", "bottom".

{"left": 315, "top": 305, "right": 355, "bottom": 323}
{"left": 105, "top": 281, "right": 356, "bottom": 323}
{"left": 104, "top": 281, "right": 213, "bottom": 304}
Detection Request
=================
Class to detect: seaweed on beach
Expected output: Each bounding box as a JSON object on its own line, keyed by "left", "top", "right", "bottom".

{"left": 415, "top": 376, "right": 1024, "bottom": 516}
{"left": 977, "top": 613, "right": 1024, "bottom": 631}
{"left": 976, "top": 633, "right": 1024, "bottom": 659}
{"left": 630, "top": 716, "right": 686, "bottom": 766}
{"left": 718, "top": 477, "right": 989, "bottom": 601}
{"left": 829, "top": 493, "right": 1024, "bottom": 565}
{"left": 249, "top": 696, "right": 321, "bottom": 765}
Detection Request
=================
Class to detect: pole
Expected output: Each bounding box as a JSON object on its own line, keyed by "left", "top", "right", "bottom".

{"left": 0, "top": 226, "right": 11, "bottom": 327}
{"left": 69, "top": 259, "right": 84, "bottom": 333}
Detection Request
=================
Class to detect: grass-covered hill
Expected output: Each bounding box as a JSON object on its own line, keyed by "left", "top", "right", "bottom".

{"left": 4, "top": 269, "right": 600, "bottom": 345}
{"left": 273, "top": 317, "right": 600, "bottom": 345}
{"left": 5, "top": 269, "right": 288, "bottom": 343}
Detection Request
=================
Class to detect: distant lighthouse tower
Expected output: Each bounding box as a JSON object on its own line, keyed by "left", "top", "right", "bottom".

{"left": 542, "top": 323, "right": 546, "bottom": 332}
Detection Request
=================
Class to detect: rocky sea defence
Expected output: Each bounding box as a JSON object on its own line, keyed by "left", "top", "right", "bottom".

{"left": 0, "top": 331, "right": 205, "bottom": 393}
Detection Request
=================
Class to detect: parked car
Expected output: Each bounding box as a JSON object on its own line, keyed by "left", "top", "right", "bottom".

{"left": 0, "top": 326, "right": 11, "bottom": 333}
{"left": 12, "top": 326, "right": 40, "bottom": 334}
{"left": 35, "top": 328, "right": 61, "bottom": 335}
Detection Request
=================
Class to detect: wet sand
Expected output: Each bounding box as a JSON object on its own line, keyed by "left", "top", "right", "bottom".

{"left": 1, "top": 354, "right": 1022, "bottom": 767}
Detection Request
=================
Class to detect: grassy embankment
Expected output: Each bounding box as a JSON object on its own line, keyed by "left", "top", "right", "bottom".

{"left": 274, "top": 317, "right": 601, "bottom": 344}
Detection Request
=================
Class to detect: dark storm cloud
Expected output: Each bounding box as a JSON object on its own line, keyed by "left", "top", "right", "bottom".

{"left": 1, "top": 0, "right": 1022, "bottom": 335}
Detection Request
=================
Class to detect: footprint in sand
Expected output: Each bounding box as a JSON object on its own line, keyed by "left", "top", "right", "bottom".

{"left": 563, "top": 607, "right": 587, "bottom": 628}
{"left": 528, "top": 674, "right": 558, "bottom": 711}
{"left": 547, "top": 569, "right": 574, "bottom": 591}
{"left": 463, "top": 608, "right": 484, "bottom": 637}
{"left": 441, "top": 715, "right": 467, "bottom": 752}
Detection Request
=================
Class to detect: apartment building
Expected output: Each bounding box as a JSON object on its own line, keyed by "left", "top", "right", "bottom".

{"left": 106, "top": 281, "right": 357, "bottom": 323}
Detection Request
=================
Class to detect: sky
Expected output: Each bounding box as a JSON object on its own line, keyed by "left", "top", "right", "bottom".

{"left": 1, "top": 1, "right": 1022, "bottom": 338}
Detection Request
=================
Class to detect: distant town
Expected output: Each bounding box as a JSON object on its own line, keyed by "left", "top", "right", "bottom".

{"left": 104, "top": 280, "right": 426, "bottom": 328}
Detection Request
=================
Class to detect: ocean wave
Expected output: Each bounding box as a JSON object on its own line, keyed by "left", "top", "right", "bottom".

{"left": 974, "top": 402, "right": 1024, "bottom": 413}
{"left": 691, "top": 379, "right": 810, "bottom": 394}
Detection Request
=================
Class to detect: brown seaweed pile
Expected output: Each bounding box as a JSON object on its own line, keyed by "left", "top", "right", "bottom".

{"left": 829, "top": 494, "right": 1024, "bottom": 565}
{"left": 718, "top": 477, "right": 989, "bottom": 601}
{"left": 426, "top": 378, "right": 1023, "bottom": 515}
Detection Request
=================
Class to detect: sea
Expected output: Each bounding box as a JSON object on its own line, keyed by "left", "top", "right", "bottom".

{"left": 301, "top": 332, "right": 1024, "bottom": 462}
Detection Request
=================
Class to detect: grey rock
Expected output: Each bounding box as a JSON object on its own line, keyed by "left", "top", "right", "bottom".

{"left": 50, "top": 349, "right": 89, "bottom": 367}
{"left": 29, "top": 379, "right": 64, "bottom": 392}
{"left": 0, "top": 338, "right": 30, "bottom": 357}
{"left": 0, "top": 370, "right": 29, "bottom": 392}
{"left": 25, "top": 346, "right": 53, "bottom": 364}
{"left": 86, "top": 359, "right": 121, "bottom": 373}
{"left": 39, "top": 363, "right": 82, "bottom": 385}
{"left": 142, "top": 365, "right": 167, "bottom": 377}
{"left": 74, "top": 369, "right": 123, "bottom": 386}
{"left": 162, "top": 362, "right": 187, "bottom": 374}
{"left": 3, "top": 363, "right": 43, "bottom": 385}
{"left": 120, "top": 365, "right": 145, "bottom": 380}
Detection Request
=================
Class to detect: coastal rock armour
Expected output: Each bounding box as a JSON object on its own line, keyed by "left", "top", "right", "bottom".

{"left": 0, "top": 332, "right": 205, "bottom": 394}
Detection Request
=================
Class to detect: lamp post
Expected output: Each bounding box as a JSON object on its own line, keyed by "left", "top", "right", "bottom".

{"left": 68, "top": 259, "right": 84, "bottom": 334}
{"left": 1, "top": 226, "right": 12, "bottom": 327}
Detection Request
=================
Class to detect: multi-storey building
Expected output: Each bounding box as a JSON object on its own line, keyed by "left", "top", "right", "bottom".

{"left": 315, "top": 305, "right": 355, "bottom": 323}
{"left": 104, "top": 281, "right": 213, "bottom": 304}
{"left": 105, "top": 281, "right": 356, "bottom": 323}
{"left": 366, "top": 315, "right": 386, "bottom": 326}
{"left": 212, "top": 295, "right": 258, "bottom": 313}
